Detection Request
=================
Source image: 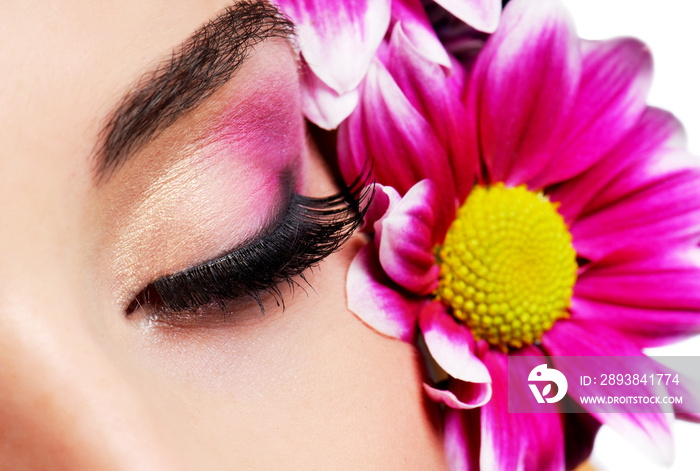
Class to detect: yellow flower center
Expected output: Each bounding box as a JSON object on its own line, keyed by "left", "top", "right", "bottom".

{"left": 434, "top": 183, "right": 577, "bottom": 352}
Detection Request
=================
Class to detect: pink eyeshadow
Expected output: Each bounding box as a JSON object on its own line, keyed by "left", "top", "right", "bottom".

{"left": 168, "top": 63, "right": 307, "bottom": 258}
{"left": 206, "top": 67, "right": 306, "bottom": 191}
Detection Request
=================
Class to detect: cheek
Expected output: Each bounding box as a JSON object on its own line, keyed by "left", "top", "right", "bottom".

{"left": 115, "top": 240, "right": 447, "bottom": 469}
{"left": 96, "top": 125, "right": 448, "bottom": 467}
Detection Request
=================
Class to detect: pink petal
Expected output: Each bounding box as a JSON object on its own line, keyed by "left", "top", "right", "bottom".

{"left": 378, "top": 180, "right": 442, "bottom": 295}
{"left": 419, "top": 302, "right": 491, "bottom": 384}
{"left": 479, "top": 347, "right": 565, "bottom": 471}
{"left": 479, "top": 350, "right": 521, "bottom": 471}
{"left": 464, "top": 0, "right": 581, "bottom": 186}
{"left": 551, "top": 107, "right": 686, "bottom": 225}
{"left": 444, "top": 409, "right": 480, "bottom": 471}
{"left": 274, "top": 0, "right": 390, "bottom": 94}
{"left": 391, "top": 0, "right": 451, "bottom": 67}
{"left": 445, "top": 54, "right": 469, "bottom": 97}
{"left": 572, "top": 297, "right": 700, "bottom": 348}
{"left": 346, "top": 243, "right": 424, "bottom": 342}
{"left": 423, "top": 380, "right": 491, "bottom": 409}
{"left": 518, "top": 408, "right": 566, "bottom": 471}
{"left": 300, "top": 61, "right": 359, "bottom": 129}
{"left": 572, "top": 247, "right": 700, "bottom": 346}
{"left": 511, "top": 347, "right": 568, "bottom": 471}
{"left": 543, "top": 320, "right": 674, "bottom": 466}
{"left": 570, "top": 149, "right": 700, "bottom": 260}
{"left": 386, "top": 24, "right": 477, "bottom": 202}
{"left": 359, "top": 183, "right": 401, "bottom": 235}
{"left": 531, "top": 37, "right": 653, "bottom": 188}
{"left": 435, "top": 0, "right": 501, "bottom": 33}
{"left": 576, "top": 247, "right": 700, "bottom": 309}
{"left": 337, "top": 59, "right": 457, "bottom": 204}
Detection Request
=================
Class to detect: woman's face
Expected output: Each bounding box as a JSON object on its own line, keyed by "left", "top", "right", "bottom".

{"left": 0, "top": 1, "right": 446, "bottom": 469}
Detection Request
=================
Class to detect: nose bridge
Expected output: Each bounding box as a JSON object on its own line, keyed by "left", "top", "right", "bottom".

{"left": 0, "top": 288, "right": 181, "bottom": 471}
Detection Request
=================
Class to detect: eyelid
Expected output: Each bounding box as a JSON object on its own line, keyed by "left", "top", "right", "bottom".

{"left": 127, "top": 167, "right": 372, "bottom": 321}
{"left": 97, "top": 1, "right": 296, "bottom": 181}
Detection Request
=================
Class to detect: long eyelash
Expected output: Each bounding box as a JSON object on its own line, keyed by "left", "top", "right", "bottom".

{"left": 128, "top": 168, "right": 372, "bottom": 317}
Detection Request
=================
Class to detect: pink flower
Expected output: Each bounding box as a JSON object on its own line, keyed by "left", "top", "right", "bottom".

{"left": 272, "top": 0, "right": 501, "bottom": 129}
{"left": 339, "top": 0, "right": 700, "bottom": 469}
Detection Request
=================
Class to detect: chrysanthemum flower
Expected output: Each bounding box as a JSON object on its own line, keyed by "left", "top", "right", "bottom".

{"left": 338, "top": 0, "right": 700, "bottom": 469}
{"left": 272, "top": 0, "right": 501, "bottom": 129}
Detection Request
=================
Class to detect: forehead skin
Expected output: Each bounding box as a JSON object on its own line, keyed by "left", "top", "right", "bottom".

{"left": 0, "top": 0, "right": 230, "bottom": 262}
{"left": 0, "top": 1, "right": 448, "bottom": 470}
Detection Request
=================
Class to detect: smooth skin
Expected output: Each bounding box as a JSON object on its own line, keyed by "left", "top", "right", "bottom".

{"left": 0, "top": 1, "right": 447, "bottom": 469}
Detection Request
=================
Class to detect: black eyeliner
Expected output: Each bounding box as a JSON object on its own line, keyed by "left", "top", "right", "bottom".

{"left": 128, "top": 169, "right": 370, "bottom": 318}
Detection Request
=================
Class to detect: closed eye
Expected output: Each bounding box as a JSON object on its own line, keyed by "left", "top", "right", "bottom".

{"left": 127, "top": 169, "right": 371, "bottom": 323}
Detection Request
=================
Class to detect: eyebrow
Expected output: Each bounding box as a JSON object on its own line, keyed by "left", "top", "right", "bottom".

{"left": 94, "top": 0, "right": 294, "bottom": 181}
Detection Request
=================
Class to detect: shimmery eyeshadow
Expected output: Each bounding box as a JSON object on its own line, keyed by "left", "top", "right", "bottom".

{"left": 204, "top": 48, "right": 307, "bottom": 193}
{"left": 97, "top": 41, "right": 308, "bottom": 305}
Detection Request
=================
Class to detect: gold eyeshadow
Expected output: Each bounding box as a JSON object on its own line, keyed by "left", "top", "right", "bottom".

{"left": 127, "top": 171, "right": 370, "bottom": 325}
{"left": 90, "top": 39, "right": 307, "bottom": 315}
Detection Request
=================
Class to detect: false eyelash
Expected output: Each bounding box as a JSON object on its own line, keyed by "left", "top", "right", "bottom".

{"left": 127, "top": 169, "right": 372, "bottom": 319}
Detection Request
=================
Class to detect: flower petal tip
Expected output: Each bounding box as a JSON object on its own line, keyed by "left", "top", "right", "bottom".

{"left": 275, "top": 0, "right": 391, "bottom": 94}
{"left": 435, "top": 0, "right": 501, "bottom": 34}
{"left": 346, "top": 244, "right": 423, "bottom": 342}
{"left": 424, "top": 381, "right": 492, "bottom": 409}
{"left": 420, "top": 302, "right": 492, "bottom": 384}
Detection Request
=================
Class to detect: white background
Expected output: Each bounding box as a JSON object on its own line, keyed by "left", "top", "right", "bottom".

{"left": 558, "top": 1, "right": 700, "bottom": 469}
